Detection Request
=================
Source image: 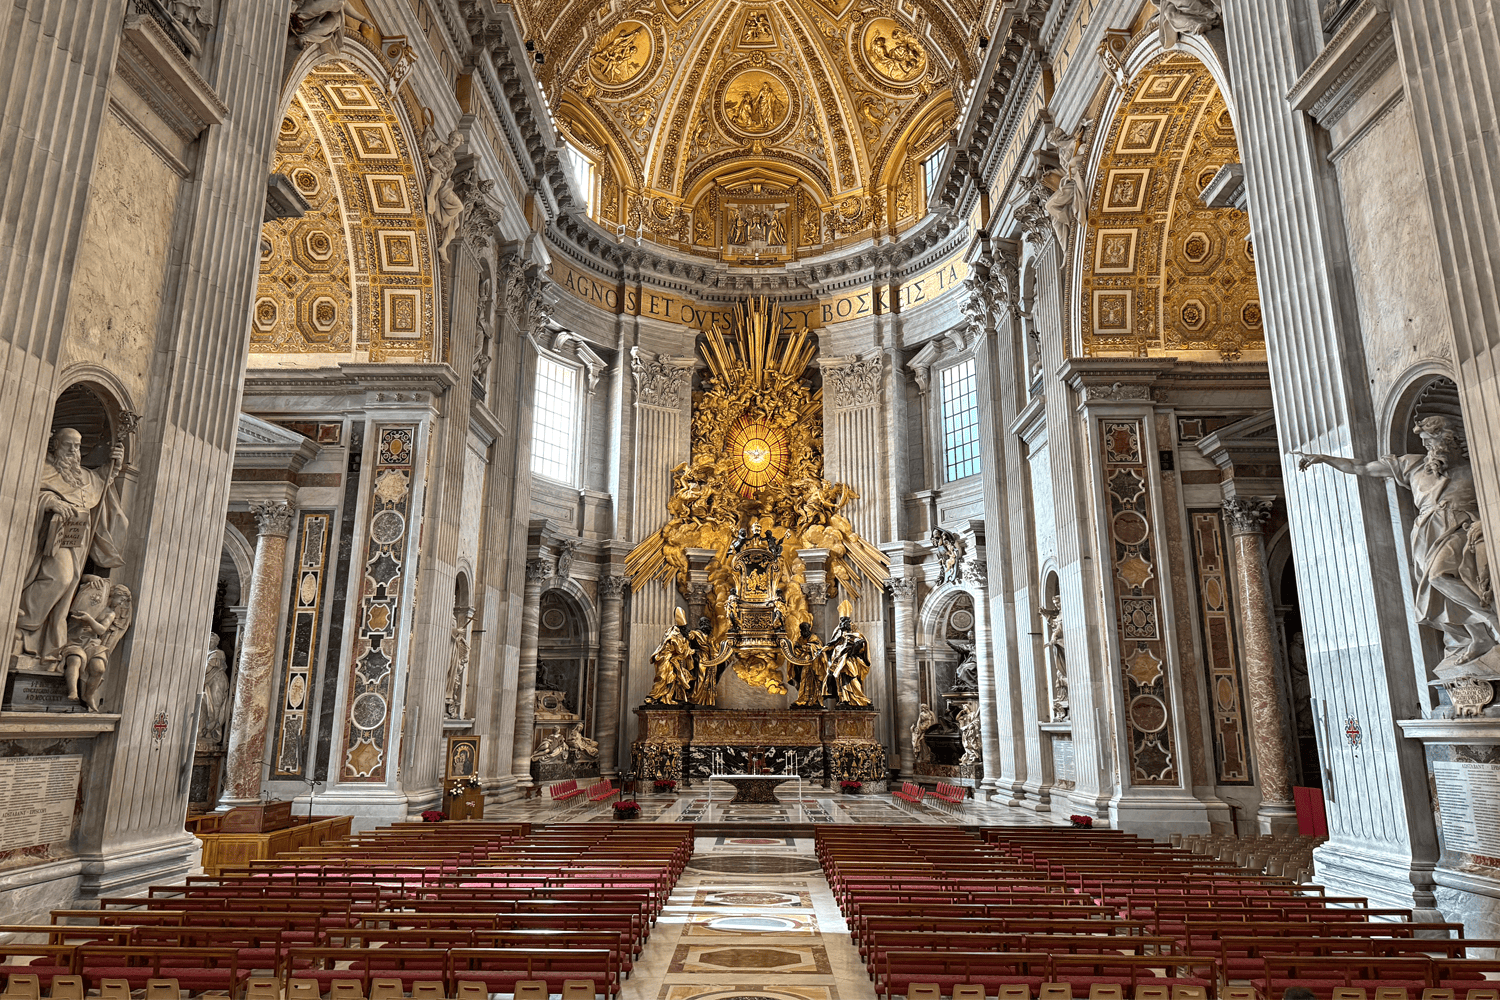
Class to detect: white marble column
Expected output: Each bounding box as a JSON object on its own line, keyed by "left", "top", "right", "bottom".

{"left": 889, "top": 578, "right": 921, "bottom": 776}
{"left": 595, "top": 574, "right": 629, "bottom": 775}
{"left": 510, "top": 557, "right": 550, "bottom": 782}
{"left": 1222, "top": 0, "right": 1440, "bottom": 910}
{"left": 220, "top": 501, "right": 294, "bottom": 808}
{"left": 1386, "top": 0, "right": 1500, "bottom": 564}
{"left": 1224, "top": 497, "right": 1298, "bottom": 834}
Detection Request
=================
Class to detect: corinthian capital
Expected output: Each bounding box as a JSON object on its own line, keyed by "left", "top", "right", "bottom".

{"left": 1222, "top": 496, "right": 1274, "bottom": 536}
{"left": 250, "top": 501, "right": 295, "bottom": 538}
{"left": 888, "top": 578, "right": 919, "bottom": 605}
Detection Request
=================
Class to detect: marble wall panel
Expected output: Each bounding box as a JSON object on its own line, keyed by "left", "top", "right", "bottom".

{"left": 1334, "top": 100, "right": 1456, "bottom": 419}
{"left": 338, "top": 424, "right": 420, "bottom": 783}
{"left": 270, "top": 509, "right": 334, "bottom": 778}
{"left": 59, "top": 111, "right": 182, "bottom": 404}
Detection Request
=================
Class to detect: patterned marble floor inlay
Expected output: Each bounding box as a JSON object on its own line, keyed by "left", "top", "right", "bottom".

{"left": 624, "top": 836, "right": 866, "bottom": 1000}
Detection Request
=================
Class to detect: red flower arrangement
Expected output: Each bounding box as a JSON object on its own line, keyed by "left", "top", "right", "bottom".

{"left": 1068, "top": 814, "right": 1093, "bottom": 828}
{"left": 612, "top": 800, "right": 640, "bottom": 818}
{"left": 421, "top": 810, "right": 446, "bottom": 822}
{"left": 840, "top": 780, "right": 864, "bottom": 793}
{"left": 652, "top": 779, "right": 677, "bottom": 792}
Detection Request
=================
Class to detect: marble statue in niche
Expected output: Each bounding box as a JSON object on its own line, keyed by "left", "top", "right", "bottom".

{"left": 931, "top": 527, "right": 963, "bottom": 585}
{"left": 912, "top": 702, "right": 938, "bottom": 763}
{"left": 1040, "top": 598, "right": 1068, "bottom": 721}
{"left": 445, "top": 617, "right": 471, "bottom": 719}
{"left": 947, "top": 635, "right": 978, "bottom": 692}
{"left": 565, "top": 724, "right": 599, "bottom": 761}
{"left": 199, "top": 633, "right": 232, "bottom": 747}
{"left": 1298, "top": 415, "right": 1498, "bottom": 674}
{"left": 422, "top": 126, "right": 466, "bottom": 255}
{"left": 58, "top": 576, "right": 133, "bottom": 712}
{"left": 531, "top": 730, "right": 567, "bottom": 764}
{"left": 956, "top": 701, "right": 981, "bottom": 767}
{"left": 472, "top": 277, "right": 494, "bottom": 385}
{"left": 16, "top": 428, "right": 128, "bottom": 668}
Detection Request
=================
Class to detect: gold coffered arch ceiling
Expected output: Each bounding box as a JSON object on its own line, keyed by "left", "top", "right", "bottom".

{"left": 252, "top": 61, "right": 438, "bottom": 365}
{"left": 1080, "top": 53, "right": 1263, "bottom": 360}
{"left": 535, "top": 0, "right": 966, "bottom": 261}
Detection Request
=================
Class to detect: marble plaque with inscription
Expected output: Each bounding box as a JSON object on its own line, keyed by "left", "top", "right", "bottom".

{"left": 1432, "top": 761, "right": 1500, "bottom": 856}
{"left": 0, "top": 755, "right": 82, "bottom": 850}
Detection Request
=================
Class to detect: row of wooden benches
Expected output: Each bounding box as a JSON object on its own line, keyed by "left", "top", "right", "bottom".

{"left": 817, "top": 826, "right": 1494, "bottom": 999}
{"left": 0, "top": 822, "right": 699, "bottom": 998}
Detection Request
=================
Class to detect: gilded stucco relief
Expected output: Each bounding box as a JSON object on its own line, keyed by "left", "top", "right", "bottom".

{"left": 1080, "top": 55, "right": 1263, "bottom": 360}
{"left": 251, "top": 62, "right": 436, "bottom": 363}
{"left": 536, "top": 0, "right": 961, "bottom": 262}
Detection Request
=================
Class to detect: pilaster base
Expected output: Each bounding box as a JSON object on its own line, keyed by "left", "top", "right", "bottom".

{"left": 305, "top": 786, "right": 409, "bottom": 833}
{"left": 1110, "top": 792, "right": 1216, "bottom": 838}
{"left": 0, "top": 856, "right": 85, "bottom": 923}
{"left": 1257, "top": 800, "right": 1300, "bottom": 836}
{"left": 77, "top": 833, "right": 202, "bottom": 903}
{"left": 1312, "top": 841, "right": 1440, "bottom": 917}
{"left": 1434, "top": 866, "right": 1500, "bottom": 938}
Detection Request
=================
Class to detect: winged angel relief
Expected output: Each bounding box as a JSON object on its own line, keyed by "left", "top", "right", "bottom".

{"left": 626, "top": 298, "right": 887, "bottom": 694}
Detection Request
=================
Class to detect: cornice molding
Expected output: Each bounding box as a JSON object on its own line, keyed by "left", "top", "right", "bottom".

{"left": 1288, "top": 0, "right": 1397, "bottom": 128}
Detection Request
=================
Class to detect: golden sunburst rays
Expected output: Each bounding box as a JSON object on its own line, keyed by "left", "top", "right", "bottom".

{"left": 702, "top": 295, "right": 817, "bottom": 390}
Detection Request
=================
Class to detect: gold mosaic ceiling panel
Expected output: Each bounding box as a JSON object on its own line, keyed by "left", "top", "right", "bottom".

{"left": 537, "top": 0, "right": 966, "bottom": 260}
{"left": 1080, "top": 54, "right": 1262, "bottom": 360}
{"left": 253, "top": 62, "right": 436, "bottom": 362}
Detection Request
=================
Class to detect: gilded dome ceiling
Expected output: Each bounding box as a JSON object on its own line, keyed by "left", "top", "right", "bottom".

{"left": 520, "top": 0, "right": 970, "bottom": 261}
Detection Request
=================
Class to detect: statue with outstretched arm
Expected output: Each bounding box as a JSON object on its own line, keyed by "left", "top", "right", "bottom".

{"left": 1295, "top": 415, "right": 1498, "bottom": 667}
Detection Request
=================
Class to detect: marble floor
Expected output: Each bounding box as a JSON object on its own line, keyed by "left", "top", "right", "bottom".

{"left": 503, "top": 782, "right": 1073, "bottom": 826}
{"left": 624, "top": 834, "right": 873, "bottom": 1000}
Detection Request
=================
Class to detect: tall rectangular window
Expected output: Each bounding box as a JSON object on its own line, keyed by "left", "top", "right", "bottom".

{"left": 923, "top": 152, "right": 943, "bottom": 197}
{"left": 940, "top": 358, "right": 981, "bottom": 481}
{"left": 565, "top": 143, "right": 596, "bottom": 217}
{"left": 532, "top": 356, "right": 579, "bottom": 484}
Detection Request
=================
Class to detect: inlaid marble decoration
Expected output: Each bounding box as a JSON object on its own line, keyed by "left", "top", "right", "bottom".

{"left": 1101, "top": 419, "right": 1179, "bottom": 786}
{"left": 339, "top": 424, "right": 418, "bottom": 782}
{"left": 1189, "top": 510, "right": 1253, "bottom": 784}
{"left": 271, "top": 508, "right": 333, "bottom": 777}
{"left": 668, "top": 942, "right": 831, "bottom": 974}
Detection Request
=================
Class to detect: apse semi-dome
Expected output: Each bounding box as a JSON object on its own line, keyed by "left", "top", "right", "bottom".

{"left": 531, "top": 0, "right": 968, "bottom": 261}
